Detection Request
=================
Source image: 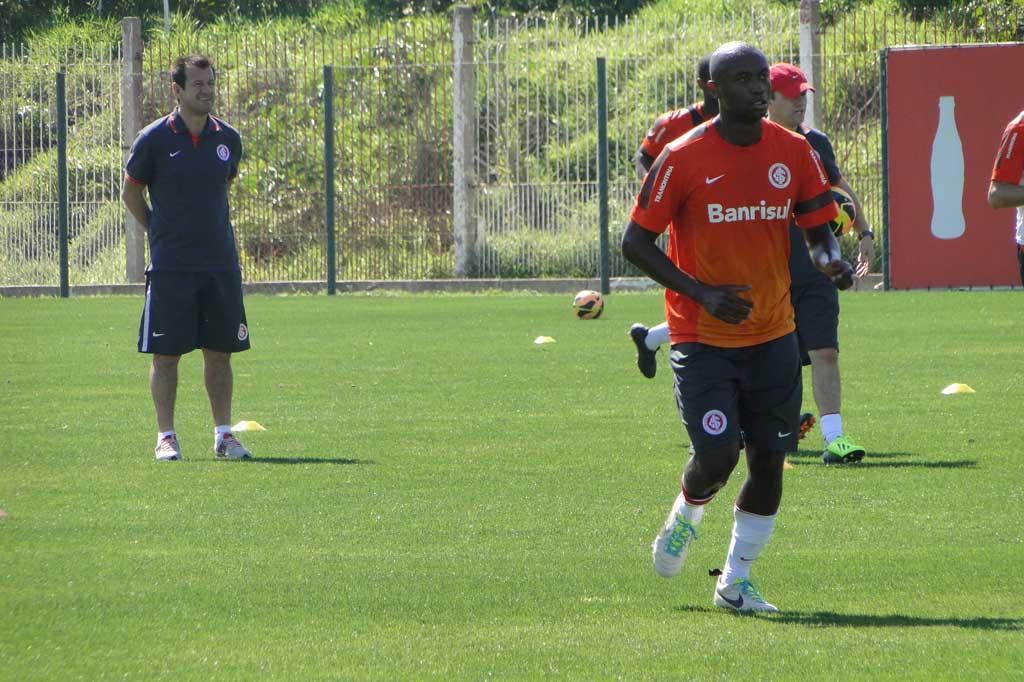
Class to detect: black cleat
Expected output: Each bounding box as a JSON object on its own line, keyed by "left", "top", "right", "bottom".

{"left": 629, "top": 323, "right": 658, "bottom": 379}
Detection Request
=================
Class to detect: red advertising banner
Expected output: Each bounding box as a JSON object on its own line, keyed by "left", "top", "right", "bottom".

{"left": 885, "top": 44, "right": 1024, "bottom": 289}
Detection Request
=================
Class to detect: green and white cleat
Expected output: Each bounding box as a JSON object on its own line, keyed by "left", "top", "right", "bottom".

{"left": 822, "top": 435, "right": 866, "bottom": 464}
{"left": 713, "top": 578, "right": 779, "bottom": 613}
{"left": 652, "top": 512, "right": 699, "bottom": 578}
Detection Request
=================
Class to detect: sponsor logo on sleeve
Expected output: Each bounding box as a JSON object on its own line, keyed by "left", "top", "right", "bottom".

{"left": 808, "top": 150, "right": 827, "bottom": 185}
{"left": 653, "top": 165, "right": 675, "bottom": 203}
{"left": 217, "top": 144, "right": 231, "bottom": 162}
{"left": 237, "top": 323, "right": 248, "bottom": 341}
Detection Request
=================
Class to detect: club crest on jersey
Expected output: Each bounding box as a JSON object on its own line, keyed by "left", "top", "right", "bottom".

{"left": 768, "top": 162, "right": 791, "bottom": 189}
{"left": 702, "top": 409, "right": 727, "bottom": 435}
{"left": 217, "top": 144, "right": 231, "bottom": 161}
{"left": 237, "top": 323, "right": 248, "bottom": 341}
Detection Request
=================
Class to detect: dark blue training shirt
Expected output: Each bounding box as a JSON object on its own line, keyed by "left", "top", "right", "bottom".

{"left": 125, "top": 110, "right": 243, "bottom": 271}
{"left": 789, "top": 126, "right": 842, "bottom": 285}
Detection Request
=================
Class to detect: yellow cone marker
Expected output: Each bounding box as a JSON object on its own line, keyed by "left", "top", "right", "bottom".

{"left": 533, "top": 336, "right": 556, "bottom": 345}
{"left": 940, "top": 383, "right": 975, "bottom": 395}
{"left": 232, "top": 420, "right": 267, "bottom": 431}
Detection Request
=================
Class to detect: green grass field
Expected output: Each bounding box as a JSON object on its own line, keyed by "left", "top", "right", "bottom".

{"left": 1, "top": 290, "right": 1022, "bottom": 680}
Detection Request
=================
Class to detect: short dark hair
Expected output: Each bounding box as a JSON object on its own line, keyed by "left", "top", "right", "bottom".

{"left": 697, "top": 54, "right": 711, "bottom": 82}
{"left": 171, "top": 55, "right": 215, "bottom": 89}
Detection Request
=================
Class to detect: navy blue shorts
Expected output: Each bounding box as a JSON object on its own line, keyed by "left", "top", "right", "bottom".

{"left": 138, "top": 271, "right": 250, "bottom": 355}
{"left": 670, "top": 332, "right": 802, "bottom": 453}
{"left": 791, "top": 277, "right": 839, "bottom": 366}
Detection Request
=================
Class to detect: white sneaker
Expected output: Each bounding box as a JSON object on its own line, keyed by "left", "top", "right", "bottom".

{"left": 215, "top": 433, "right": 252, "bottom": 460}
{"left": 713, "top": 578, "right": 779, "bottom": 613}
{"left": 652, "top": 510, "right": 699, "bottom": 578}
{"left": 155, "top": 434, "right": 181, "bottom": 461}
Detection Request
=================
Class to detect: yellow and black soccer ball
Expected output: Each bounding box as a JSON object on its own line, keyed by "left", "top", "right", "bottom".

{"left": 829, "top": 185, "right": 857, "bottom": 237}
{"left": 572, "top": 290, "right": 604, "bottom": 320}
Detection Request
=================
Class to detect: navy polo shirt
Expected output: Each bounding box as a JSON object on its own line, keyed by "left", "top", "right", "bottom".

{"left": 125, "top": 110, "right": 243, "bottom": 271}
{"left": 789, "top": 126, "right": 843, "bottom": 285}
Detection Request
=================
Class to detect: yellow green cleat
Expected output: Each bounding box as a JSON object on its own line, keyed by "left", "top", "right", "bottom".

{"left": 822, "top": 435, "right": 866, "bottom": 464}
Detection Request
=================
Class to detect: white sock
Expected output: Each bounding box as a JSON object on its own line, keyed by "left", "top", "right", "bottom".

{"left": 820, "top": 413, "right": 843, "bottom": 444}
{"left": 215, "top": 424, "right": 232, "bottom": 445}
{"left": 666, "top": 490, "right": 707, "bottom": 528}
{"left": 720, "top": 507, "right": 777, "bottom": 585}
{"left": 646, "top": 322, "right": 670, "bottom": 350}
{"left": 157, "top": 430, "right": 176, "bottom": 444}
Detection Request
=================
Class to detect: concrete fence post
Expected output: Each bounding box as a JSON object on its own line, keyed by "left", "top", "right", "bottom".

{"left": 121, "top": 17, "right": 145, "bottom": 283}
{"left": 799, "top": 0, "right": 822, "bottom": 130}
{"left": 452, "top": 5, "right": 477, "bottom": 277}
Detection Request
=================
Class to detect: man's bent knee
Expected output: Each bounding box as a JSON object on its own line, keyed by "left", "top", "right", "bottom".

{"left": 685, "top": 443, "right": 742, "bottom": 496}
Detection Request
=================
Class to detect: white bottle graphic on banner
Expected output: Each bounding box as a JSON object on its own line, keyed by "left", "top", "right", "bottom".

{"left": 929, "top": 95, "right": 966, "bottom": 240}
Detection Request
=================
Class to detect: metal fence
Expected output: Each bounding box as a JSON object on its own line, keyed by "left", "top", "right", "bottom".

{"left": 139, "top": 19, "right": 454, "bottom": 282}
{"left": 475, "top": 9, "right": 801, "bottom": 278}
{"left": 0, "top": 43, "right": 122, "bottom": 286}
{"left": 1, "top": 4, "right": 1022, "bottom": 288}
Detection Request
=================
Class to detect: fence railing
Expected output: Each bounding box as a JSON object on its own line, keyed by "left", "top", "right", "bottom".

{"left": 1, "top": 2, "right": 1022, "bottom": 288}
{"left": 0, "top": 43, "right": 122, "bottom": 287}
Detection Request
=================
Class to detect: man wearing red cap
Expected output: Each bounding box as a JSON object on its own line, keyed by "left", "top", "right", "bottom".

{"left": 766, "top": 61, "right": 873, "bottom": 464}
{"left": 987, "top": 110, "right": 1024, "bottom": 286}
{"left": 627, "top": 61, "right": 874, "bottom": 466}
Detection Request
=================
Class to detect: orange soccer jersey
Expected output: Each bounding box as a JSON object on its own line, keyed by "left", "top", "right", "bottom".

{"left": 629, "top": 119, "right": 839, "bottom": 348}
{"left": 640, "top": 103, "right": 710, "bottom": 159}
{"left": 991, "top": 110, "right": 1024, "bottom": 185}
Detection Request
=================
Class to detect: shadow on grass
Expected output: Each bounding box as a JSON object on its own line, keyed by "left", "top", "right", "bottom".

{"left": 217, "top": 457, "right": 373, "bottom": 465}
{"left": 674, "top": 605, "right": 1021, "bottom": 630}
{"left": 788, "top": 449, "right": 914, "bottom": 460}
{"left": 787, "top": 450, "right": 977, "bottom": 469}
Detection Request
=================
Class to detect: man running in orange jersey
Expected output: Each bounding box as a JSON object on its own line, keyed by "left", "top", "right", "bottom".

{"left": 621, "top": 42, "right": 853, "bottom": 613}
{"left": 987, "top": 109, "right": 1024, "bottom": 286}
{"left": 632, "top": 54, "right": 718, "bottom": 179}
{"left": 629, "top": 63, "right": 873, "bottom": 466}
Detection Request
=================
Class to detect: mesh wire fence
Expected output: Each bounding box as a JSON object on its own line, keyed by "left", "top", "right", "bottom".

{"left": 475, "top": 9, "right": 801, "bottom": 278}
{"left": 2, "top": 6, "right": 1023, "bottom": 286}
{"left": 141, "top": 19, "right": 453, "bottom": 282}
{"left": 0, "top": 43, "right": 122, "bottom": 286}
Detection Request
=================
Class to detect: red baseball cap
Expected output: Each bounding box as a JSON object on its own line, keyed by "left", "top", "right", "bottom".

{"left": 770, "top": 63, "right": 815, "bottom": 98}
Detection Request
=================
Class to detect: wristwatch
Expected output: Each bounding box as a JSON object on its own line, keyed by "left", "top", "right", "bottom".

{"left": 858, "top": 230, "right": 874, "bottom": 241}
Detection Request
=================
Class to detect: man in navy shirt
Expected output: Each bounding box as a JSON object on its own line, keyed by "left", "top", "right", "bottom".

{"left": 766, "top": 62, "right": 873, "bottom": 464}
{"left": 121, "top": 54, "right": 252, "bottom": 461}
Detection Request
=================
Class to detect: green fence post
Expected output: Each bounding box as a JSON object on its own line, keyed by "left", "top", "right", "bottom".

{"left": 879, "top": 48, "right": 890, "bottom": 291}
{"left": 324, "top": 65, "right": 336, "bottom": 296}
{"left": 56, "top": 71, "right": 69, "bottom": 298}
{"left": 596, "top": 56, "right": 610, "bottom": 296}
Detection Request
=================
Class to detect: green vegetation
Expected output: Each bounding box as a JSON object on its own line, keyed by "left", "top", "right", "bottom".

{"left": 2, "top": 290, "right": 1023, "bottom": 678}
{"left": 1, "top": 0, "right": 1022, "bottom": 283}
